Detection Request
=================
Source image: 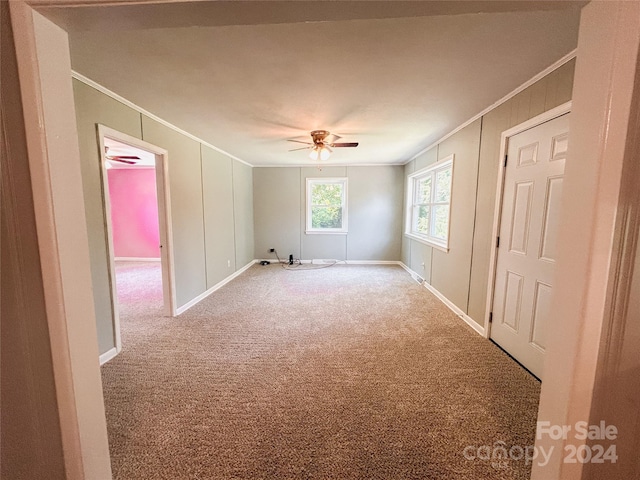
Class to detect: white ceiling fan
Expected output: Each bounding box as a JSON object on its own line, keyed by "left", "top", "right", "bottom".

{"left": 104, "top": 146, "right": 141, "bottom": 165}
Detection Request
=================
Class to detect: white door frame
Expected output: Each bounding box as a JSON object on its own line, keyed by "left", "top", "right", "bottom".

{"left": 482, "top": 101, "right": 572, "bottom": 338}
{"left": 97, "top": 125, "right": 176, "bottom": 360}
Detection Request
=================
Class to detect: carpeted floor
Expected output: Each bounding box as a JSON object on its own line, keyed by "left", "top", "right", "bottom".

{"left": 103, "top": 264, "right": 540, "bottom": 479}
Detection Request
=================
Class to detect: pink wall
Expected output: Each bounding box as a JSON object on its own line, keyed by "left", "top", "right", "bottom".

{"left": 108, "top": 168, "right": 160, "bottom": 258}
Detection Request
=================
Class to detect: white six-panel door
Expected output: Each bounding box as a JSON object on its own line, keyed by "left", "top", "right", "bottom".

{"left": 490, "top": 113, "right": 570, "bottom": 379}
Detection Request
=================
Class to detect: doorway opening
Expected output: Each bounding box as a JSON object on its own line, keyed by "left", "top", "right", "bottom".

{"left": 98, "top": 125, "right": 175, "bottom": 364}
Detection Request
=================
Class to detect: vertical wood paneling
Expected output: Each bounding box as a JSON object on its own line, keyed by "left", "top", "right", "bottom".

{"left": 347, "top": 166, "right": 404, "bottom": 261}
{"left": 414, "top": 145, "right": 438, "bottom": 171}
{"left": 406, "top": 148, "right": 438, "bottom": 278}
{"left": 72, "top": 79, "right": 142, "bottom": 354}
{"left": 528, "top": 76, "right": 549, "bottom": 119}
{"left": 202, "top": 145, "right": 236, "bottom": 288}
{"left": 141, "top": 115, "right": 207, "bottom": 308}
{"left": 556, "top": 58, "right": 576, "bottom": 105}
{"left": 544, "top": 59, "right": 575, "bottom": 111}
{"left": 516, "top": 89, "right": 533, "bottom": 124}
{"left": 74, "top": 81, "right": 255, "bottom": 354}
{"left": 233, "top": 161, "right": 255, "bottom": 268}
{"left": 253, "top": 167, "right": 301, "bottom": 260}
{"left": 410, "top": 242, "right": 432, "bottom": 283}
{"left": 400, "top": 161, "right": 414, "bottom": 267}
{"left": 466, "top": 60, "right": 576, "bottom": 326}
{"left": 430, "top": 119, "right": 481, "bottom": 311}
{"left": 543, "top": 67, "right": 561, "bottom": 111}
{"left": 255, "top": 165, "right": 403, "bottom": 263}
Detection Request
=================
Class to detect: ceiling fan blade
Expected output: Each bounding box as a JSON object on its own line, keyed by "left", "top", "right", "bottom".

{"left": 110, "top": 157, "right": 138, "bottom": 165}
{"left": 329, "top": 142, "right": 359, "bottom": 148}
{"left": 287, "top": 139, "right": 313, "bottom": 145}
{"left": 288, "top": 146, "right": 311, "bottom": 152}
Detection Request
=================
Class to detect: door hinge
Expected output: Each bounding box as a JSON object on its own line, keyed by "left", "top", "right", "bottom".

{"left": 489, "top": 312, "right": 493, "bottom": 323}
{"left": 504, "top": 154, "right": 508, "bottom": 167}
{"left": 496, "top": 236, "right": 500, "bottom": 248}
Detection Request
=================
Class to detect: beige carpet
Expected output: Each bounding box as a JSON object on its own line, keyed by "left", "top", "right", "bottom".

{"left": 102, "top": 264, "right": 540, "bottom": 479}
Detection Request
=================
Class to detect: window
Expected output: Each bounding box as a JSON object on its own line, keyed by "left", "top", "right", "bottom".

{"left": 306, "top": 178, "right": 348, "bottom": 234}
{"left": 405, "top": 155, "right": 454, "bottom": 250}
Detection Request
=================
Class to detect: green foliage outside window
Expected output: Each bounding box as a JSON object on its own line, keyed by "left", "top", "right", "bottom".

{"left": 311, "top": 183, "right": 344, "bottom": 229}
{"left": 407, "top": 156, "right": 453, "bottom": 248}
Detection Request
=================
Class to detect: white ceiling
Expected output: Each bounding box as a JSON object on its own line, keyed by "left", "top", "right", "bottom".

{"left": 46, "top": 1, "right": 581, "bottom": 166}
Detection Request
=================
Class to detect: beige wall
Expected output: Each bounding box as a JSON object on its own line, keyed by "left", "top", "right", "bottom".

{"left": 401, "top": 59, "right": 575, "bottom": 326}
{"left": 254, "top": 165, "right": 403, "bottom": 261}
{"left": 73, "top": 80, "right": 254, "bottom": 354}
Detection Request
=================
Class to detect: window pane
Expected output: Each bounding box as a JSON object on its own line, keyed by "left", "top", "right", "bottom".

{"left": 416, "top": 176, "right": 432, "bottom": 204}
{"left": 432, "top": 205, "right": 450, "bottom": 240}
{"left": 435, "top": 167, "right": 452, "bottom": 203}
{"left": 311, "top": 206, "right": 342, "bottom": 229}
{"left": 312, "top": 183, "right": 343, "bottom": 206}
{"left": 413, "top": 205, "right": 430, "bottom": 234}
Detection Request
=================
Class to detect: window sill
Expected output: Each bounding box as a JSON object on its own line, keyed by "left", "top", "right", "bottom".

{"left": 404, "top": 233, "right": 449, "bottom": 253}
{"left": 305, "top": 230, "right": 348, "bottom": 235}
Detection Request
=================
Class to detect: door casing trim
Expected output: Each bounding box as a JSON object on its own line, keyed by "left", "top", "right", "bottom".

{"left": 97, "top": 125, "right": 177, "bottom": 363}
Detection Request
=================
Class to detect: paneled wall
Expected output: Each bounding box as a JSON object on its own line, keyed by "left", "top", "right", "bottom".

{"left": 254, "top": 165, "right": 403, "bottom": 261}
{"left": 233, "top": 161, "right": 256, "bottom": 268}
{"left": 73, "top": 79, "right": 254, "bottom": 355}
{"left": 202, "top": 146, "right": 236, "bottom": 288}
{"left": 74, "top": 80, "right": 142, "bottom": 354}
{"left": 141, "top": 116, "right": 208, "bottom": 307}
{"left": 401, "top": 59, "right": 575, "bottom": 328}
{"left": 74, "top": 58, "right": 575, "bottom": 355}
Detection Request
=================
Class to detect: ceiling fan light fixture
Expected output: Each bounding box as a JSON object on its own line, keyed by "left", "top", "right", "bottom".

{"left": 309, "top": 146, "right": 331, "bottom": 162}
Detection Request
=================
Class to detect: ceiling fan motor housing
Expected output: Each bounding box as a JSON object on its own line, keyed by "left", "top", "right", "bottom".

{"left": 310, "top": 130, "right": 330, "bottom": 145}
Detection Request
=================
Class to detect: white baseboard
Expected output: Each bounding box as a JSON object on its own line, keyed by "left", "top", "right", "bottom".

{"left": 398, "top": 262, "right": 414, "bottom": 274}
{"left": 114, "top": 257, "right": 161, "bottom": 262}
{"left": 344, "top": 260, "right": 401, "bottom": 265}
{"left": 257, "top": 259, "right": 404, "bottom": 266}
{"left": 99, "top": 347, "right": 118, "bottom": 365}
{"left": 399, "top": 262, "right": 485, "bottom": 336}
{"left": 175, "top": 260, "right": 256, "bottom": 315}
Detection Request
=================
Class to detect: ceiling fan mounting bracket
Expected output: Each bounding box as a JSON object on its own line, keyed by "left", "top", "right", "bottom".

{"left": 310, "top": 130, "right": 330, "bottom": 145}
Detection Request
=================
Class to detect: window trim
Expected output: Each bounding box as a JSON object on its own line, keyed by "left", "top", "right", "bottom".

{"left": 405, "top": 155, "right": 454, "bottom": 251}
{"left": 306, "top": 177, "right": 348, "bottom": 234}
